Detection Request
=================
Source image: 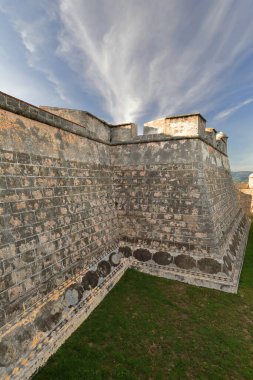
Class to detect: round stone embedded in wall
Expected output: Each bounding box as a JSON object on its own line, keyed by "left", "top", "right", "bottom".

{"left": 174, "top": 254, "right": 196, "bottom": 270}
{"left": 63, "top": 283, "right": 83, "bottom": 308}
{"left": 153, "top": 251, "right": 172, "bottom": 266}
{"left": 119, "top": 246, "right": 132, "bottom": 258}
{"left": 109, "top": 251, "right": 122, "bottom": 266}
{"left": 82, "top": 271, "right": 99, "bottom": 290}
{"left": 197, "top": 258, "right": 221, "bottom": 274}
{"left": 34, "top": 301, "right": 63, "bottom": 333}
{"left": 133, "top": 248, "right": 152, "bottom": 262}
{"left": 97, "top": 260, "right": 111, "bottom": 277}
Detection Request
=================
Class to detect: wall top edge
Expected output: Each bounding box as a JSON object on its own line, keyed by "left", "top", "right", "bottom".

{"left": 0, "top": 90, "right": 112, "bottom": 144}
{"left": 111, "top": 135, "right": 228, "bottom": 156}
{"left": 0, "top": 91, "right": 227, "bottom": 155}
{"left": 165, "top": 113, "right": 206, "bottom": 122}
{"left": 39, "top": 105, "right": 112, "bottom": 127}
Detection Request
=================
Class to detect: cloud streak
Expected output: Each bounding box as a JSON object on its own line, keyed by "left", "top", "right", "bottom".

{"left": 56, "top": 0, "right": 253, "bottom": 123}
{"left": 0, "top": 1, "right": 69, "bottom": 104}
{"left": 0, "top": 0, "right": 253, "bottom": 127}
{"left": 214, "top": 98, "right": 253, "bottom": 120}
{"left": 0, "top": 0, "right": 253, "bottom": 171}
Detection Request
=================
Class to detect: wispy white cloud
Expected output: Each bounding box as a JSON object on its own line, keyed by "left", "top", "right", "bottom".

{"left": 1, "top": 0, "right": 253, "bottom": 126}
{"left": 56, "top": 0, "right": 253, "bottom": 123}
{"left": 0, "top": 1, "right": 69, "bottom": 103}
{"left": 214, "top": 98, "right": 253, "bottom": 120}
{"left": 0, "top": 0, "right": 252, "bottom": 171}
{"left": 13, "top": 20, "right": 45, "bottom": 53}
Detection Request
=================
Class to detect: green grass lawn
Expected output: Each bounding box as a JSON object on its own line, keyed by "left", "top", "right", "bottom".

{"left": 33, "top": 222, "right": 253, "bottom": 380}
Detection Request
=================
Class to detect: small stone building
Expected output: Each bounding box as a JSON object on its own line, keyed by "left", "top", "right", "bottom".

{"left": 237, "top": 174, "right": 253, "bottom": 217}
{"left": 249, "top": 173, "right": 253, "bottom": 189}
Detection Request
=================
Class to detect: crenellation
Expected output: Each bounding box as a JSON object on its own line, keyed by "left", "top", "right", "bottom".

{"left": 110, "top": 123, "right": 138, "bottom": 142}
{"left": 0, "top": 91, "right": 250, "bottom": 379}
{"left": 40, "top": 106, "right": 111, "bottom": 143}
{"left": 205, "top": 127, "right": 217, "bottom": 146}
{"left": 143, "top": 113, "right": 206, "bottom": 138}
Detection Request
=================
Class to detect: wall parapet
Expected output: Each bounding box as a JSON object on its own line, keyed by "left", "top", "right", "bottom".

{"left": 143, "top": 114, "right": 228, "bottom": 155}
{"left": 0, "top": 91, "right": 228, "bottom": 156}
{"left": 0, "top": 91, "right": 110, "bottom": 145}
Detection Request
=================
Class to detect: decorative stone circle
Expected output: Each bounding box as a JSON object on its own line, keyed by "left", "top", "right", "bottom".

{"left": 153, "top": 251, "right": 172, "bottom": 266}
{"left": 109, "top": 251, "right": 122, "bottom": 266}
{"left": 197, "top": 258, "right": 221, "bottom": 274}
{"left": 63, "top": 284, "right": 83, "bottom": 308}
{"left": 133, "top": 248, "right": 152, "bottom": 262}
{"left": 174, "top": 254, "right": 196, "bottom": 270}
{"left": 97, "top": 260, "right": 111, "bottom": 277}
{"left": 119, "top": 246, "right": 132, "bottom": 257}
{"left": 82, "top": 271, "right": 99, "bottom": 290}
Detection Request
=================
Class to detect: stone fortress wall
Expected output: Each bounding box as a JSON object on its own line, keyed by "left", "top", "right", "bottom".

{"left": 0, "top": 91, "right": 250, "bottom": 379}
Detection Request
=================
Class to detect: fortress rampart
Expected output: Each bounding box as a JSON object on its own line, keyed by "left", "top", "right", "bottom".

{"left": 0, "top": 91, "right": 250, "bottom": 379}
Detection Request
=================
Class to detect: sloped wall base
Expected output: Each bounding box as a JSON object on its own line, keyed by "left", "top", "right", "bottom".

{"left": 0, "top": 215, "right": 250, "bottom": 380}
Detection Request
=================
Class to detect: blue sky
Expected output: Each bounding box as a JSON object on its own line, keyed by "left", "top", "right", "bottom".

{"left": 0, "top": 0, "right": 252, "bottom": 171}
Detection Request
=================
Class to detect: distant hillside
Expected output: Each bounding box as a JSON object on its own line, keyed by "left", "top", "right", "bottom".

{"left": 232, "top": 171, "right": 252, "bottom": 183}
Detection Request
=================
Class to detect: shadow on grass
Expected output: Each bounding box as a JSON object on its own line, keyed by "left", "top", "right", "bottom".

{"left": 33, "top": 222, "right": 253, "bottom": 380}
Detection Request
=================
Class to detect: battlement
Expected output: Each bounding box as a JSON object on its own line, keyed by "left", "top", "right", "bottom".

{"left": 144, "top": 114, "right": 228, "bottom": 154}
{"left": 144, "top": 113, "right": 206, "bottom": 136}
{"left": 0, "top": 91, "right": 249, "bottom": 379}
{"left": 0, "top": 91, "right": 228, "bottom": 155}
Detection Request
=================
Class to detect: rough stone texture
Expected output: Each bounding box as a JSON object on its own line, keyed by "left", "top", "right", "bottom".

{"left": 0, "top": 250, "right": 128, "bottom": 378}
{"left": 39, "top": 106, "right": 139, "bottom": 144}
{"left": 144, "top": 114, "right": 206, "bottom": 138}
{"left": 110, "top": 123, "right": 138, "bottom": 142}
{"left": 0, "top": 91, "right": 250, "bottom": 379}
{"left": 0, "top": 104, "right": 118, "bottom": 330}
{"left": 143, "top": 114, "right": 227, "bottom": 154}
{"left": 39, "top": 106, "right": 111, "bottom": 143}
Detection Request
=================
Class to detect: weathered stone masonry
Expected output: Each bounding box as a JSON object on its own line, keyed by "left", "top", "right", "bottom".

{"left": 0, "top": 92, "right": 250, "bottom": 379}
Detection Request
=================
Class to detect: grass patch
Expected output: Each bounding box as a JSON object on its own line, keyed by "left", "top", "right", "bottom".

{"left": 34, "top": 223, "right": 253, "bottom": 380}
